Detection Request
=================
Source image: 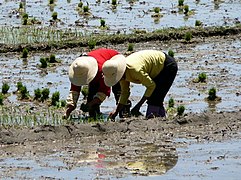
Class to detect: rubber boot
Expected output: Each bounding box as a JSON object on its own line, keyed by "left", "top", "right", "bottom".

{"left": 146, "top": 105, "right": 166, "bottom": 119}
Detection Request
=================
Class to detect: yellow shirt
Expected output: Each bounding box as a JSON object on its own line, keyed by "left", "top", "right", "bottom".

{"left": 119, "top": 50, "right": 166, "bottom": 105}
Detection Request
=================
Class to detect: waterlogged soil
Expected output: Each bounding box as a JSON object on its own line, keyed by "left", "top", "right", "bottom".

{"left": 1, "top": 0, "right": 241, "bottom": 34}
{"left": 0, "top": 34, "right": 241, "bottom": 179}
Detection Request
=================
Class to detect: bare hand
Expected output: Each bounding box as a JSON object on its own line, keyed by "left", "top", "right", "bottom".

{"left": 63, "top": 105, "right": 75, "bottom": 119}
{"left": 108, "top": 111, "right": 117, "bottom": 121}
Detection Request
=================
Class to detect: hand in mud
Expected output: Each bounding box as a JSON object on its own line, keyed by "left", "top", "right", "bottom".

{"left": 63, "top": 105, "right": 75, "bottom": 119}
{"left": 80, "top": 103, "right": 89, "bottom": 112}
{"left": 131, "top": 107, "right": 143, "bottom": 117}
{"left": 108, "top": 111, "right": 117, "bottom": 122}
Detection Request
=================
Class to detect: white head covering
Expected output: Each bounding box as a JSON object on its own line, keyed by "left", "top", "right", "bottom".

{"left": 68, "top": 56, "right": 98, "bottom": 86}
{"left": 102, "top": 54, "right": 126, "bottom": 87}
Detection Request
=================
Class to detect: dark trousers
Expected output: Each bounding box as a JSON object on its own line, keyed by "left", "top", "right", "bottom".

{"left": 147, "top": 53, "right": 178, "bottom": 107}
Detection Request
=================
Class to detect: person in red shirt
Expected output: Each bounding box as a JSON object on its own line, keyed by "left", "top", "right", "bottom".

{"left": 63, "top": 48, "right": 131, "bottom": 119}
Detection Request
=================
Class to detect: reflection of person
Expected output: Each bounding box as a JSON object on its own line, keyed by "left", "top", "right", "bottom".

{"left": 102, "top": 50, "right": 178, "bottom": 120}
{"left": 63, "top": 48, "right": 131, "bottom": 119}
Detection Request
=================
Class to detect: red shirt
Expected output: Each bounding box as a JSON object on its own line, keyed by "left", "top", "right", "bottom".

{"left": 71, "top": 48, "right": 119, "bottom": 97}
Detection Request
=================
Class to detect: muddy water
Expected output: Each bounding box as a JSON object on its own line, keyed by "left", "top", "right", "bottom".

{"left": 1, "top": 0, "right": 240, "bottom": 36}
{"left": 1, "top": 35, "right": 241, "bottom": 118}
{"left": 0, "top": 138, "right": 240, "bottom": 179}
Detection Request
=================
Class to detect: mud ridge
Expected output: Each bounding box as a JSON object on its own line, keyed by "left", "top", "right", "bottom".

{"left": 1, "top": 110, "right": 241, "bottom": 145}
{"left": 0, "top": 25, "right": 241, "bottom": 53}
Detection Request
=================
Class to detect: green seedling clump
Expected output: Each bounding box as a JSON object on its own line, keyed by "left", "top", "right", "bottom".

{"left": 168, "top": 49, "right": 175, "bottom": 57}
{"left": 59, "top": 100, "right": 66, "bottom": 107}
{"left": 88, "top": 39, "right": 96, "bottom": 49}
{"left": 19, "top": 86, "right": 29, "bottom": 99}
{"left": 40, "top": 57, "right": 48, "bottom": 68}
{"left": 177, "top": 105, "right": 185, "bottom": 116}
{"left": 51, "top": 91, "right": 60, "bottom": 106}
{"left": 195, "top": 20, "right": 202, "bottom": 26}
{"left": 0, "top": 93, "right": 3, "bottom": 105}
{"left": 184, "top": 31, "right": 192, "bottom": 42}
{"left": 184, "top": 5, "right": 189, "bottom": 15}
{"left": 127, "top": 43, "right": 134, "bottom": 52}
{"left": 78, "top": 2, "right": 83, "bottom": 8}
{"left": 198, "top": 72, "right": 207, "bottom": 82}
{"left": 111, "top": 0, "right": 117, "bottom": 6}
{"left": 21, "top": 48, "right": 28, "bottom": 58}
{"left": 49, "top": 0, "right": 54, "bottom": 4}
{"left": 168, "top": 97, "right": 175, "bottom": 108}
{"left": 34, "top": 88, "right": 42, "bottom": 100}
{"left": 208, "top": 87, "right": 217, "bottom": 101}
{"left": 52, "top": 12, "right": 58, "bottom": 20}
{"left": 22, "top": 13, "right": 28, "bottom": 19}
{"left": 100, "top": 19, "right": 106, "bottom": 27}
{"left": 49, "top": 54, "right": 57, "bottom": 63}
{"left": 83, "top": 6, "right": 89, "bottom": 13}
{"left": 19, "top": 2, "right": 23, "bottom": 9}
{"left": 154, "top": 7, "right": 160, "bottom": 13}
{"left": 2, "top": 83, "right": 10, "bottom": 94}
{"left": 16, "top": 82, "right": 23, "bottom": 91}
{"left": 41, "top": 88, "right": 50, "bottom": 102}
{"left": 178, "top": 0, "right": 184, "bottom": 6}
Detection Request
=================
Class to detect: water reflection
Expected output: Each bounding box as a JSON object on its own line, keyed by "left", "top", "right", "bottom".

{"left": 73, "top": 142, "right": 178, "bottom": 176}
{"left": 0, "top": 139, "right": 178, "bottom": 178}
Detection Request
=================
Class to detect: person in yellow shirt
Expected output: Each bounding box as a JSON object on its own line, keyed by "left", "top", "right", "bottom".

{"left": 102, "top": 50, "right": 178, "bottom": 120}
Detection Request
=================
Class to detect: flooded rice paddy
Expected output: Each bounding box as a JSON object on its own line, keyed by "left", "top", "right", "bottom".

{"left": 0, "top": 0, "right": 241, "bottom": 179}
{"left": 1, "top": 34, "right": 241, "bottom": 118}
{"left": 1, "top": 0, "right": 241, "bottom": 34}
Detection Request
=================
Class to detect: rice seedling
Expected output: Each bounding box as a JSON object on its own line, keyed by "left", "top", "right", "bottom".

{"left": 183, "top": 5, "right": 189, "bottom": 15}
{"left": 0, "top": 93, "right": 3, "bottom": 105}
{"left": 21, "top": 47, "right": 29, "bottom": 58}
{"left": 49, "top": 0, "right": 54, "bottom": 4}
{"left": 52, "top": 12, "right": 58, "bottom": 20}
{"left": 58, "top": 100, "right": 66, "bottom": 108}
{"left": 198, "top": 72, "right": 207, "bottom": 83}
{"left": 78, "top": 2, "right": 83, "bottom": 8}
{"left": 184, "top": 31, "right": 192, "bottom": 42}
{"left": 19, "top": 85, "right": 30, "bottom": 100}
{"left": 41, "top": 88, "right": 50, "bottom": 102}
{"left": 19, "top": 2, "right": 23, "bottom": 9}
{"left": 51, "top": 91, "right": 60, "bottom": 106}
{"left": 100, "top": 19, "right": 106, "bottom": 27}
{"left": 178, "top": 0, "right": 184, "bottom": 6}
{"left": 127, "top": 43, "right": 134, "bottom": 51}
{"left": 195, "top": 20, "right": 202, "bottom": 27}
{"left": 40, "top": 57, "right": 48, "bottom": 68}
{"left": 208, "top": 87, "right": 217, "bottom": 101}
{"left": 111, "top": 0, "right": 117, "bottom": 6}
{"left": 83, "top": 6, "right": 90, "bottom": 13}
{"left": 168, "top": 49, "right": 175, "bottom": 57}
{"left": 16, "top": 82, "right": 23, "bottom": 91}
{"left": 1, "top": 83, "right": 10, "bottom": 94}
{"left": 177, "top": 105, "right": 185, "bottom": 116}
{"left": 49, "top": 54, "right": 57, "bottom": 63}
{"left": 154, "top": 7, "right": 160, "bottom": 14}
{"left": 168, "top": 97, "right": 175, "bottom": 108}
{"left": 34, "top": 88, "right": 42, "bottom": 101}
{"left": 22, "top": 13, "right": 28, "bottom": 19}
{"left": 88, "top": 39, "right": 96, "bottom": 49}
{"left": 193, "top": 72, "right": 207, "bottom": 83}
